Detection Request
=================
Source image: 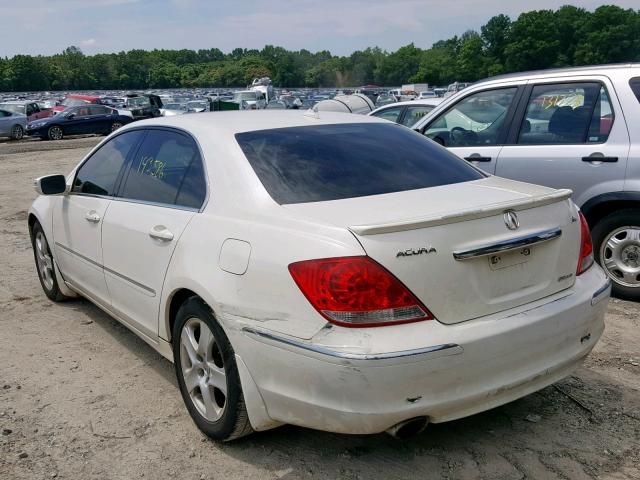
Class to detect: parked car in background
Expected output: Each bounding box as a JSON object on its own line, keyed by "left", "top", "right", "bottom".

{"left": 413, "top": 64, "right": 640, "bottom": 299}
{"left": 26, "top": 105, "right": 131, "bottom": 140}
{"left": 266, "top": 100, "right": 287, "bottom": 109}
{"left": 29, "top": 111, "right": 609, "bottom": 441}
{"left": 388, "top": 88, "right": 417, "bottom": 102}
{"left": 232, "top": 90, "right": 267, "bottom": 109}
{"left": 0, "top": 108, "right": 27, "bottom": 140}
{"left": 53, "top": 94, "right": 102, "bottom": 114}
{"left": 280, "top": 95, "right": 302, "bottom": 109}
{"left": 418, "top": 90, "right": 438, "bottom": 99}
{"left": 0, "top": 101, "right": 52, "bottom": 122}
{"left": 161, "top": 103, "right": 190, "bottom": 116}
{"left": 186, "top": 100, "right": 209, "bottom": 113}
{"left": 122, "top": 94, "right": 162, "bottom": 120}
{"left": 369, "top": 99, "right": 442, "bottom": 127}
{"left": 374, "top": 93, "right": 398, "bottom": 107}
{"left": 443, "top": 82, "right": 471, "bottom": 98}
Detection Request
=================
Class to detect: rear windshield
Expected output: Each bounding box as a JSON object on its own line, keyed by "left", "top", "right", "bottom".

{"left": 236, "top": 123, "right": 484, "bottom": 204}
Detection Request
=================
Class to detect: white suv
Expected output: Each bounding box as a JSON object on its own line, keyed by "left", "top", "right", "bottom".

{"left": 413, "top": 64, "right": 640, "bottom": 300}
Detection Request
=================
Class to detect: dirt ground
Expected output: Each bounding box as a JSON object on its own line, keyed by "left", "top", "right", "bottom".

{"left": 0, "top": 137, "right": 639, "bottom": 480}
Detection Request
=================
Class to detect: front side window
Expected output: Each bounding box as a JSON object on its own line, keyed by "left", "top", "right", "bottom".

{"left": 118, "top": 130, "right": 206, "bottom": 209}
{"left": 424, "top": 88, "right": 517, "bottom": 147}
{"left": 517, "top": 82, "right": 611, "bottom": 145}
{"left": 401, "top": 105, "right": 435, "bottom": 127}
{"left": 236, "top": 123, "right": 484, "bottom": 205}
{"left": 73, "top": 130, "right": 144, "bottom": 196}
{"left": 372, "top": 106, "right": 403, "bottom": 123}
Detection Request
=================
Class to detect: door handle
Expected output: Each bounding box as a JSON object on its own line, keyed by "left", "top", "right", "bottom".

{"left": 149, "top": 225, "right": 174, "bottom": 242}
{"left": 464, "top": 154, "right": 492, "bottom": 162}
{"left": 84, "top": 211, "right": 101, "bottom": 223}
{"left": 582, "top": 153, "right": 618, "bottom": 163}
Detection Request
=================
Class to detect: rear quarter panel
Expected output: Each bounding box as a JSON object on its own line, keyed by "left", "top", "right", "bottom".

{"left": 159, "top": 211, "right": 366, "bottom": 342}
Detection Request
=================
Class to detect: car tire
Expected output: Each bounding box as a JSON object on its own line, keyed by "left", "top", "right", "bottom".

{"left": 592, "top": 208, "right": 640, "bottom": 301}
{"left": 172, "top": 297, "right": 253, "bottom": 441}
{"left": 47, "top": 126, "right": 64, "bottom": 141}
{"left": 10, "top": 124, "right": 24, "bottom": 140}
{"left": 31, "top": 221, "right": 69, "bottom": 302}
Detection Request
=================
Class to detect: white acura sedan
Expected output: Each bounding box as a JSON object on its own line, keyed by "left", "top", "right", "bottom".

{"left": 29, "top": 111, "right": 610, "bottom": 441}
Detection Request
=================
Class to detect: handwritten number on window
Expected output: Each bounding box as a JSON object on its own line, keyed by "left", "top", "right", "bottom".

{"left": 138, "top": 156, "right": 165, "bottom": 180}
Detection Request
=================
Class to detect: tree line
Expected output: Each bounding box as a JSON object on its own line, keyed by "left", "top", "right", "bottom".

{"left": 1, "top": 5, "right": 639, "bottom": 92}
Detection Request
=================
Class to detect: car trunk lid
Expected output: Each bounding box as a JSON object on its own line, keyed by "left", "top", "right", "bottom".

{"left": 283, "top": 177, "right": 581, "bottom": 324}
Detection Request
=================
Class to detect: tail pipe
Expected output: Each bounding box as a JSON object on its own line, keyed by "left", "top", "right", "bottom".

{"left": 385, "top": 416, "right": 429, "bottom": 440}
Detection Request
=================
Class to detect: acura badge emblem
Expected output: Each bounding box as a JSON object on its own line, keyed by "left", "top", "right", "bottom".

{"left": 503, "top": 210, "right": 519, "bottom": 230}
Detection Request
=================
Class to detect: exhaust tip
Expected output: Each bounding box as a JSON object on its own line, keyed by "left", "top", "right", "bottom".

{"left": 386, "top": 416, "right": 428, "bottom": 440}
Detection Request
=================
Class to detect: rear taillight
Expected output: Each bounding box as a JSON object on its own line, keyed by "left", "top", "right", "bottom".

{"left": 288, "top": 256, "right": 434, "bottom": 327}
{"left": 577, "top": 211, "right": 594, "bottom": 275}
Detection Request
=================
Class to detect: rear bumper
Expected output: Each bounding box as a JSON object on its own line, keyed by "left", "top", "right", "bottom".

{"left": 231, "top": 266, "right": 610, "bottom": 434}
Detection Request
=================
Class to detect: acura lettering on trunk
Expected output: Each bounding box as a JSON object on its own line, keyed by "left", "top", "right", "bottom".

{"left": 29, "top": 111, "right": 611, "bottom": 441}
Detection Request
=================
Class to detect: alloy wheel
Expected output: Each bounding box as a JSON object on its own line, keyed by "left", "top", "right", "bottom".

{"left": 600, "top": 226, "right": 640, "bottom": 288}
{"left": 11, "top": 125, "right": 24, "bottom": 140}
{"left": 111, "top": 122, "right": 122, "bottom": 132}
{"left": 48, "top": 126, "right": 63, "bottom": 140}
{"left": 34, "top": 231, "right": 55, "bottom": 291}
{"left": 180, "top": 317, "right": 227, "bottom": 422}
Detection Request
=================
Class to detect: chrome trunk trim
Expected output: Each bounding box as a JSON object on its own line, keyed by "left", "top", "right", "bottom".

{"left": 453, "top": 228, "right": 562, "bottom": 261}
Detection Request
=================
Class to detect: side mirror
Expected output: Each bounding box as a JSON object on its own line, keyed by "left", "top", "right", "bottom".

{"left": 67, "top": 113, "right": 76, "bottom": 119}
{"left": 34, "top": 175, "right": 67, "bottom": 195}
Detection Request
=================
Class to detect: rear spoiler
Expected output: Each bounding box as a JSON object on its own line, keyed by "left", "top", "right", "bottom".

{"left": 349, "top": 189, "right": 573, "bottom": 236}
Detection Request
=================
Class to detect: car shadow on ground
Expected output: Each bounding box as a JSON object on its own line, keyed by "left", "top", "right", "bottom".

{"left": 67, "top": 296, "right": 638, "bottom": 479}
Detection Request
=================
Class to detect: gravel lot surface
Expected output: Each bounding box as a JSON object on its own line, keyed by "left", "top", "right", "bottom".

{"left": 1, "top": 137, "right": 639, "bottom": 480}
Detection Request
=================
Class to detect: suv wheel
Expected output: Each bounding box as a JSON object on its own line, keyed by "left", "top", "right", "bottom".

{"left": 172, "top": 297, "right": 253, "bottom": 441}
{"left": 592, "top": 209, "right": 640, "bottom": 300}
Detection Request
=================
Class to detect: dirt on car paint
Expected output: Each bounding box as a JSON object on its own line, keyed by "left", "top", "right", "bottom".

{"left": 0, "top": 137, "right": 639, "bottom": 480}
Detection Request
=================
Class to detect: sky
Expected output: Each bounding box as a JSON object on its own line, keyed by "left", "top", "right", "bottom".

{"left": 2, "top": 0, "right": 639, "bottom": 58}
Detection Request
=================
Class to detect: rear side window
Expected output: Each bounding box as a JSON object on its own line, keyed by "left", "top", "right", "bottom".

{"left": 517, "top": 82, "right": 613, "bottom": 144}
{"left": 630, "top": 77, "right": 640, "bottom": 103}
{"left": 73, "top": 130, "right": 144, "bottom": 196}
{"left": 236, "top": 123, "right": 484, "bottom": 204}
{"left": 118, "top": 129, "right": 206, "bottom": 209}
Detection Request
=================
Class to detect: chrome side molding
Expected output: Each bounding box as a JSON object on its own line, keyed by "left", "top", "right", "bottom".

{"left": 453, "top": 228, "right": 562, "bottom": 261}
{"left": 242, "top": 327, "right": 462, "bottom": 366}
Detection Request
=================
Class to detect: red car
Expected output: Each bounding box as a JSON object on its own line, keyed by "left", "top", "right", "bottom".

{"left": 53, "top": 95, "right": 101, "bottom": 114}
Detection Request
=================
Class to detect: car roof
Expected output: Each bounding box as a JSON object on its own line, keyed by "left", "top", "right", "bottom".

{"left": 0, "top": 100, "right": 32, "bottom": 105}
{"left": 119, "top": 110, "right": 389, "bottom": 136}
{"left": 477, "top": 62, "right": 640, "bottom": 85}
{"left": 67, "top": 94, "right": 99, "bottom": 100}
{"left": 369, "top": 99, "right": 442, "bottom": 115}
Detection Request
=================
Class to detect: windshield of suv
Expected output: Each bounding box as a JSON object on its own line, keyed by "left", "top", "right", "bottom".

{"left": 233, "top": 92, "right": 258, "bottom": 101}
{"left": 236, "top": 123, "right": 484, "bottom": 204}
{"left": 0, "top": 104, "right": 23, "bottom": 114}
{"left": 126, "top": 97, "right": 151, "bottom": 107}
